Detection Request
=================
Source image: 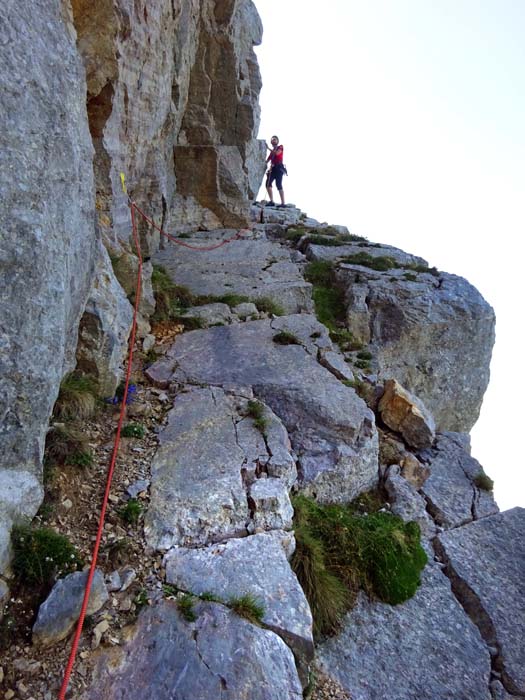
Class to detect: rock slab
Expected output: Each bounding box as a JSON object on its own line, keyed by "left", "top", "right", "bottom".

{"left": 378, "top": 378, "right": 435, "bottom": 449}
{"left": 437, "top": 508, "right": 525, "bottom": 696}
{"left": 164, "top": 531, "right": 314, "bottom": 676}
{"left": 147, "top": 316, "right": 379, "bottom": 503}
{"left": 83, "top": 600, "right": 303, "bottom": 700}
{"left": 317, "top": 563, "right": 491, "bottom": 700}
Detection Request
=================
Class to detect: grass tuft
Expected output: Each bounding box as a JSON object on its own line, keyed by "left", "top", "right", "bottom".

{"left": 151, "top": 265, "right": 195, "bottom": 322}
{"left": 11, "top": 525, "right": 83, "bottom": 590}
{"left": 45, "top": 424, "right": 89, "bottom": 465}
{"left": 254, "top": 297, "right": 285, "bottom": 316}
{"left": 54, "top": 373, "right": 98, "bottom": 421}
{"left": 247, "top": 400, "right": 269, "bottom": 435}
{"left": 122, "top": 423, "right": 145, "bottom": 439}
{"left": 177, "top": 594, "right": 197, "bottom": 622}
{"left": 119, "top": 499, "right": 143, "bottom": 525}
{"left": 473, "top": 471, "right": 494, "bottom": 492}
{"left": 228, "top": 593, "right": 265, "bottom": 624}
{"left": 272, "top": 330, "right": 300, "bottom": 345}
{"left": 291, "top": 495, "right": 427, "bottom": 636}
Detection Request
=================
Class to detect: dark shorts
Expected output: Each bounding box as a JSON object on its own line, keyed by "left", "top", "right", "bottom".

{"left": 268, "top": 164, "right": 284, "bottom": 190}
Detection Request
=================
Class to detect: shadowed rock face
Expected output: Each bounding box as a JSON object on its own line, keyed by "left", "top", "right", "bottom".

{"left": 0, "top": 1, "right": 97, "bottom": 572}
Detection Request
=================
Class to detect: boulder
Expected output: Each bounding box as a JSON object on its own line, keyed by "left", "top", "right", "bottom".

{"left": 33, "top": 569, "right": 108, "bottom": 646}
{"left": 419, "top": 432, "right": 498, "bottom": 529}
{"left": 0, "top": 0, "right": 96, "bottom": 576}
{"left": 335, "top": 265, "right": 495, "bottom": 432}
{"left": 307, "top": 240, "right": 427, "bottom": 267}
{"left": 436, "top": 508, "right": 525, "bottom": 695}
{"left": 83, "top": 600, "right": 303, "bottom": 700}
{"left": 379, "top": 379, "right": 435, "bottom": 449}
{"left": 144, "top": 386, "right": 296, "bottom": 550}
{"left": 147, "top": 316, "right": 379, "bottom": 503}
{"left": 153, "top": 237, "right": 313, "bottom": 315}
{"left": 317, "top": 564, "right": 491, "bottom": 700}
{"left": 164, "top": 531, "right": 314, "bottom": 678}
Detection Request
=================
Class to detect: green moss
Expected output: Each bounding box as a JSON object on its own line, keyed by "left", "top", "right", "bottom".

{"left": 473, "top": 471, "right": 494, "bottom": 491}
{"left": 403, "top": 272, "right": 418, "bottom": 282}
{"left": 272, "top": 330, "right": 300, "bottom": 345}
{"left": 11, "top": 525, "right": 83, "bottom": 589}
{"left": 122, "top": 423, "right": 145, "bottom": 439}
{"left": 357, "top": 350, "right": 373, "bottom": 361}
{"left": 200, "top": 591, "right": 223, "bottom": 603}
{"left": 228, "top": 593, "right": 265, "bottom": 624}
{"left": 304, "top": 260, "right": 335, "bottom": 287}
{"left": 291, "top": 495, "right": 427, "bottom": 636}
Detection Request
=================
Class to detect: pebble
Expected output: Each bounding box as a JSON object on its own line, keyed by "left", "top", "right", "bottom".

{"left": 4, "top": 691, "right": 15, "bottom": 700}
{"left": 119, "top": 566, "right": 137, "bottom": 592}
{"left": 62, "top": 499, "right": 73, "bottom": 510}
{"left": 106, "top": 570, "right": 122, "bottom": 592}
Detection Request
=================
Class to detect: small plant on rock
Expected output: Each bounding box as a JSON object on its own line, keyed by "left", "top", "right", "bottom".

{"left": 122, "top": 423, "right": 145, "bottom": 439}
{"left": 473, "top": 471, "right": 494, "bottom": 492}
{"left": 66, "top": 450, "right": 94, "bottom": 468}
{"left": 272, "top": 330, "right": 300, "bottom": 345}
{"left": 247, "top": 399, "right": 268, "bottom": 435}
{"left": 177, "top": 594, "right": 197, "bottom": 622}
{"left": 151, "top": 265, "right": 195, "bottom": 322}
{"left": 11, "top": 525, "right": 83, "bottom": 590}
{"left": 254, "top": 297, "right": 285, "bottom": 317}
{"left": 229, "top": 593, "right": 265, "bottom": 624}
{"left": 119, "top": 499, "right": 143, "bottom": 525}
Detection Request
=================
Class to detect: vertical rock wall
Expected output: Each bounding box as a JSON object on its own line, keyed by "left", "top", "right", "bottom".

{"left": 0, "top": 1, "right": 97, "bottom": 571}
{"left": 0, "top": 0, "right": 266, "bottom": 578}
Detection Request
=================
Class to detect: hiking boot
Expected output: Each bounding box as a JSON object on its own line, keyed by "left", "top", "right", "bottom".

{"left": 277, "top": 203, "right": 287, "bottom": 208}
{"left": 266, "top": 201, "right": 275, "bottom": 207}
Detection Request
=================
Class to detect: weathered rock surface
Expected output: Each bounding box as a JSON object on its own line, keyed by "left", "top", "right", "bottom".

{"left": 307, "top": 240, "right": 428, "bottom": 267}
{"left": 0, "top": 1, "right": 96, "bottom": 576}
{"left": 145, "top": 385, "right": 296, "bottom": 550}
{"left": 318, "top": 563, "right": 491, "bottom": 700}
{"left": 379, "top": 378, "right": 436, "bottom": 448}
{"left": 32, "top": 569, "right": 108, "bottom": 646}
{"left": 437, "top": 508, "right": 525, "bottom": 696}
{"left": 385, "top": 466, "right": 435, "bottom": 538}
{"left": 75, "top": 243, "right": 133, "bottom": 395}
{"left": 0, "top": 471, "right": 43, "bottom": 574}
{"left": 0, "top": 578, "right": 9, "bottom": 618}
{"left": 83, "top": 600, "right": 303, "bottom": 700}
{"left": 147, "top": 316, "right": 379, "bottom": 503}
{"left": 154, "top": 237, "right": 313, "bottom": 314}
{"left": 164, "top": 531, "right": 314, "bottom": 675}
{"left": 181, "top": 302, "right": 234, "bottom": 327}
{"left": 335, "top": 263, "right": 495, "bottom": 432}
{"left": 419, "top": 432, "right": 498, "bottom": 528}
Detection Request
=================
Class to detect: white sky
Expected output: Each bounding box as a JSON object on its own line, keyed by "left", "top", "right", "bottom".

{"left": 254, "top": 0, "right": 525, "bottom": 510}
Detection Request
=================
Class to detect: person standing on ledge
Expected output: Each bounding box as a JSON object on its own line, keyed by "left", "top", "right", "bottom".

{"left": 265, "top": 135, "right": 286, "bottom": 207}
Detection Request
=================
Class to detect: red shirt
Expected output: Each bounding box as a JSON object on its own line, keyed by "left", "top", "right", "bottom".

{"left": 267, "top": 145, "right": 284, "bottom": 166}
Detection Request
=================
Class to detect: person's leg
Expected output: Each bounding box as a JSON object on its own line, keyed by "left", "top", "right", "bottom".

{"left": 266, "top": 169, "right": 275, "bottom": 204}
{"left": 278, "top": 188, "right": 285, "bottom": 205}
{"left": 275, "top": 169, "right": 285, "bottom": 206}
{"left": 266, "top": 183, "right": 274, "bottom": 203}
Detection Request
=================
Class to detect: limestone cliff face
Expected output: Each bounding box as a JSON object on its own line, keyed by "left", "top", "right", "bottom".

{"left": 0, "top": 0, "right": 265, "bottom": 575}
{"left": 0, "top": 1, "right": 97, "bottom": 573}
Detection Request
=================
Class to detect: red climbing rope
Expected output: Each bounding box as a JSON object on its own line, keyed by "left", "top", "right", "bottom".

{"left": 58, "top": 200, "right": 250, "bottom": 698}
{"left": 58, "top": 204, "right": 143, "bottom": 699}
{"left": 131, "top": 200, "right": 252, "bottom": 251}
